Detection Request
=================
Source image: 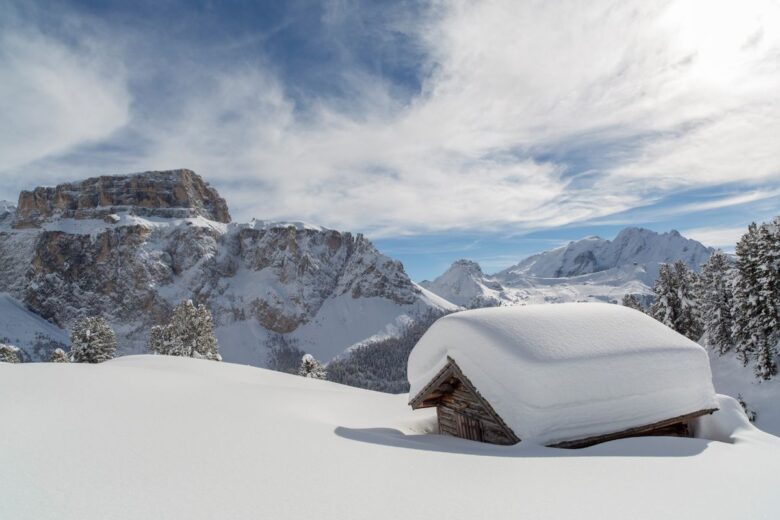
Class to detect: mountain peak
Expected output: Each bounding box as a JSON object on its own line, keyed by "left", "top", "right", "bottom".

{"left": 14, "top": 169, "right": 231, "bottom": 226}
{"left": 450, "top": 259, "right": 484, "bottom": 274}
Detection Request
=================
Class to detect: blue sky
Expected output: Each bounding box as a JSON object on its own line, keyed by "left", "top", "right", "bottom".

{"left": 1, "top": 0, "right": 780, "bottom": 280}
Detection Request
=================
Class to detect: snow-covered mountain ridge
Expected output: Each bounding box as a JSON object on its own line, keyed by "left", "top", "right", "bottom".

{"left": 0, "top": 170, "right": 454, "bottom": 364}
{"left": 422, "top": 227, "right": 714, "bottom": 308}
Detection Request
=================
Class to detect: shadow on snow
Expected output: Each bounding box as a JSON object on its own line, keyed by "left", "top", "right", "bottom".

{"left": 334, "top": 426, "right": 712, "bottom": 458}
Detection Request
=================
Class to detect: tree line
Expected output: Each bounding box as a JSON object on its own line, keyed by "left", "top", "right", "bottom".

{"left": 1, "top": 299, "right": 222, "bottom": 365}
{"left": 627, "top": 217, "right": 780, "bottom": 380}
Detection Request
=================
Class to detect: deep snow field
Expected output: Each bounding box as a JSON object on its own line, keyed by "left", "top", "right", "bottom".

{"left": 2, "top": 356, "right": 779, "bottom": 520}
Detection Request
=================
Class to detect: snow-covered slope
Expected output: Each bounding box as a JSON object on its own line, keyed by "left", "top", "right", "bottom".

{"left": 1, "top": 356, "right": 778, "bottom": 520}
{"left": 423, "top": 228, "right": 713, "bottom": 308}
{"left": 0, "top": 293, "right": 69, "bottom": 360}
{"left": 0, "top": 170, "right": 455, "bottom": 364}
{"left": 708, "top": 351, "right": 780, "bottom": 436}
{"left": 419, "top": 259, "right": 504, "bottom": 307}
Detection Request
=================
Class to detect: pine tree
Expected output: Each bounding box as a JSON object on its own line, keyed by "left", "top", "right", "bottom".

{"left": 651, "top": 263, "right": 679, "bottom": 330}
{"left": 0, "top": 343, "right": 21, "bottom": 363}
{"left": 49, "top": 348, "right": 70, "bottom": 363}
{"left": 266, "top": 334, "right": 305, "bottom": 374}
{"left": 697, "top": 251, "right": 735, "bottom": 355}
{"left": 732, "top": 223, "right": 761, "bottom": 366}
{"left": 731, "top": 222, "right": 778, "bottom": 379}
{"left": 754, "top": 220, "right": 780, "bottom": 379}
{"left": 650, "top": 262, "right": 703, "bottom": 340}
{"left": 147, "top": 300, "right": 221, "bottom": 361}
{"left": 621, "top": 294, "right": 644, "bottom": 313}
{"left": 673, "top": 260, "right": 703, "bottom": 341}
{"left": 70, "top": 317, "right": 117, "bottom": 363}
{"left": 298, "top": 354, "right": 327, "bottom": 379}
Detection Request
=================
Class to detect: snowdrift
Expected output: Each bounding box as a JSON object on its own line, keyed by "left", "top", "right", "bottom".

{"left": 408, "top": 303, "right": 718, "bottom": 444}
{"left": 1, "top": 356, "right": 778, "bottom": 520}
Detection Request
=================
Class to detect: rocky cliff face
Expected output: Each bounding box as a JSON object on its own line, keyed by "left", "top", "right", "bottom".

{"left": 0, "top": 170, "right": 448, "bottom": 364}
{"left": 14, "top": 169, "right": 230, "bottom": 226}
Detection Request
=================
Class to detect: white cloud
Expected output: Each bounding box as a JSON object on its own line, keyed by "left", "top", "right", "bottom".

{"left": 681, "top": 226, "right": 747, "bottom": 249}
{"left": 0, "top": 20, "right": 130, "bottom": 173}
{"left": 2, "top": 0, "right": 780, "bottom": 237}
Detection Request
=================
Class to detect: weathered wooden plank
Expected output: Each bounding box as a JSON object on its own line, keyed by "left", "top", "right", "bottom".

{"left": 549, "top": 408, "right": 717, "bottom": 449}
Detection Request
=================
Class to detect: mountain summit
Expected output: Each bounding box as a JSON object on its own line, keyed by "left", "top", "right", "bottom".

{"left": 14, "top": 169, "right": 231, "bottom": 226}
{"left": 422, "top": 228, "right": 713, "bottom": 308}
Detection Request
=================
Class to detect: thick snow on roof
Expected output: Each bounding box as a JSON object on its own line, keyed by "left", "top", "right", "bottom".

{"left": 408, "top": 303, "right": 718, "bottom": 445}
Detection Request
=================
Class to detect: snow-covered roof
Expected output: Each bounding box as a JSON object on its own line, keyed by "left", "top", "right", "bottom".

{"left": 408, "top": 302, "right": 718, "bottom": 445}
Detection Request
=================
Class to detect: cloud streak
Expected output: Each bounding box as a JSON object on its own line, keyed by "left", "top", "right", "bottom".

{"left": 0, "top": 5, "right": 130, "bottom": 174}
{"left": 1, "top": 0, "right": 779, "bottom": 239}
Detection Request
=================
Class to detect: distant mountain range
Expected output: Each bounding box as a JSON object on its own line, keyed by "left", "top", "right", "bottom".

{"left": 420, "top": 227, "right": 714, "bottom": 308}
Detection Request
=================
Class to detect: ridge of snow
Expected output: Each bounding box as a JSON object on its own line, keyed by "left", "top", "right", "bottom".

{"left": 37, "top": 212, "right": 230, "bottom": 237}
{"left": 246, "top": 218, "right": 328, "bottom": 232}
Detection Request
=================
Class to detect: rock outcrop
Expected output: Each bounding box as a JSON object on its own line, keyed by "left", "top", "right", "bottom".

{"left": 15, "top": 169, "right": 230, "bottom": 226}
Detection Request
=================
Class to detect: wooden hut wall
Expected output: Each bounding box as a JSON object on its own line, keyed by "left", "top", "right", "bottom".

{"left": 436, "top": 380, "right": 516, "bottom": 445}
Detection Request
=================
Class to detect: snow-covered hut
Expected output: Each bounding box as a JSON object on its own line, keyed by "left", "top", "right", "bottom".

{"left": 408, "top": 303, "right": 718, "bottom": 448}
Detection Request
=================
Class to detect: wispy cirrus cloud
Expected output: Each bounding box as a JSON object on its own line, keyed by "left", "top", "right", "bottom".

{"left": 0, "top": 4, "right": 129, "bottom": 176}
{"left": 1, "top": 0, "right": 779, "bottom": 241}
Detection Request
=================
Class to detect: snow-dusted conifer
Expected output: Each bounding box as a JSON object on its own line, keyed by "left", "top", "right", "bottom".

{"left": 650, "top": 262, "right": 702, "bottom": 340}
{"left": 672, "top": 260, "right": 702, "bottom": 341}
{"left": 651, "top": 263, "right": 679, "bottom": 330}
{"left": 0, "top": 343, "right": 21, "bottom": 363}
{"left": 620, "top": 294, "right": 644, "bottom": 313}
{"left": 755, "top": 218, "right": 780, "bottom": 379}
{"left": 697, "top": 251, "right": 735, "bottom": 355}
{"left": 147, "top": 300, "right": 221, "bottom": 361}
{"left": 731, "top": 222, "right": 778, "bottom": 378}
{"left": 298, "top": 354, "right": 327, "bottom": 379}
{"left": 70, "top": 317, "right": 117, "bottom": 363}
{"left": 49, "top": 348, "right": 70, "bottom": 363}
{"left": 731, "top": 223, "right": 760, "bottom": 365}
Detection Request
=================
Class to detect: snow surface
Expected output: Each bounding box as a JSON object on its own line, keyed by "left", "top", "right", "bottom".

{"left": 40, "top": 211, "right": 230, "bottom": 237}
{"left": 408, "top": 303, "right": 718, "bottom": 445}
{"left": 1, "top": 356, "right": 778, "bottom": 520}
{"left": 708, "top": 350, "right": 780, "bottom": 436}
{"left": 0, "top": 293, "right": 69, "bottom": 357}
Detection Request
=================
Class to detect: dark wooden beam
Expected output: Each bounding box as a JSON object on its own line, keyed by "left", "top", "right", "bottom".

{"left": 549, "top": 408, "right": 718, "bottom": 449}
